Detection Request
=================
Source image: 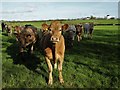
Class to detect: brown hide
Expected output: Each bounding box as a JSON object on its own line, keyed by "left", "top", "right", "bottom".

{"left": 75, "top": 24, "right": 83, "bottom": 42}
{"left": 18, "top": 26, "right": 37, "bottom": 53}
{"left": 14, "top": 25, "right": 24, "bottom": 41}
{"left": 41, "top": 21, "right": 68, "bottom": 85}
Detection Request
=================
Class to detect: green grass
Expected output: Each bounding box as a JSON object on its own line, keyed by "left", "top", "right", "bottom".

{"left": 1, "top": 20, "right": 120, "bottom": 88}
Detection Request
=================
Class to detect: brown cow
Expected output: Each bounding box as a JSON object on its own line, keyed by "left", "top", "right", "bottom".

{"left": 41, "top": 23, "right": 50, "bottom": 36}
{"left": 14, "top": 25, "right": 24, "bottom": 41}
{"left": 75, "top": 23, "right": 83, "bottom": 42}
{"left": 40, "top": 21, "right": 68, "bottom": 85}
{"left": 18, "top": 25, "right": 37, "bottom": 54}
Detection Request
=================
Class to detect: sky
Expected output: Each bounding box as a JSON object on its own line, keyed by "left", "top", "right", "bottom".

{"left": 0, "top": 0, "right": 119, "bottom": 21}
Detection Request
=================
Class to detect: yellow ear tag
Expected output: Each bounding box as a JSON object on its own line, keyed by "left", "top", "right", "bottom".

{"left": 59, "top": 27, "right": 61, "bottom": 30}
{"left": 46, "top": 28, "right": 48, "bottom": 30}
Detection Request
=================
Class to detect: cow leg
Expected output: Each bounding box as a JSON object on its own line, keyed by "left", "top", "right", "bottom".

{"left": 45, "top": 56, "right": 53, "bottom": 85}
{"left": 90, "top": 34, "right": 92, "bottom": 39}
{"left": 77, "top": 35, "right": 80, "bottom": 42}
{"left": 20, "top": 47, "right": 24, "bottom": 53}
{"left": 58, "top": 58, "right": 64, "bottom": 84}
{"left": 80, "top": 35, "right": 82, "bottom": 40}
{"left": 30, "top": 45, "right": 34, "bottom": 54}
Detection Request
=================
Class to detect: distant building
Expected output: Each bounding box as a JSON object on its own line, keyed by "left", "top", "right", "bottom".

{"left": 105, "top": 15, "right": 115, "bottom": 19}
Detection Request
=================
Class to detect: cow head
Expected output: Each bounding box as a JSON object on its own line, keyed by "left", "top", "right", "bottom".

{"left": 19, "top": 28, "right": 36, "bottom": 48}
{"left": 42, "top": 21, "right": 68, "bottom": 44}
{"left": 75, "top": 24, "right": 82, "bottom": 32}
{"left": 65, "top": 25, "right": 76, "bottom": 41}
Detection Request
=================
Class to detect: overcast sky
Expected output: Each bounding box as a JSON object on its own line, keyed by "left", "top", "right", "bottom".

{"left": 0, "top": 0, "right": 119, "bottom": 21}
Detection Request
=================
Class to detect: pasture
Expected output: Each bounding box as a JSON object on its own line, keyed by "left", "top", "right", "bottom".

{"left": 1, "top": 19, "right": 120, "bottom": 88}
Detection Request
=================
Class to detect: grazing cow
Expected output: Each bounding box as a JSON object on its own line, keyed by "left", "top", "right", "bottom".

{"left": 63, "top": 24, "right": 76, "bottom": 47}
{"left": 40, "top": 21, "right": 68, "bottom": 85}
{"left": 75, "top": 23, "right": 83, "bottom": 42}
{"left": 18, "top": 25, "right": 37, "bottom": 54}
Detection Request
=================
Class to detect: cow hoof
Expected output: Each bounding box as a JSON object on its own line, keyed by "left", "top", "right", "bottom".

{"left": 60, "top": 79, "right": 64, "bottom": 84}
{"left": 54, "top": 63, "right": 57, "bottom": 69}
{"left": 48, "top": 80, "right": 53, "bottom": 85}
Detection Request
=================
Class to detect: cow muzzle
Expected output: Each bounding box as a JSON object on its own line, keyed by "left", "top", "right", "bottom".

{"left": 50, "top": 36, "right": 60, "bottom": 43}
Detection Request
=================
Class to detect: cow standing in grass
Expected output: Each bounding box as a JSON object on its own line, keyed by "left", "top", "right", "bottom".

{"left": 83, "top": 22, "right": 94, "bottom": 39}
{"left": 41, "top": 21, "right": 68, "bottom": 85}
{"left": 63, "top": 24, "right": 76, "bottom": 48}
{"left": 17, "top": 25, "right": 37, "bottom": 54}
{"left": 88, "top": 22, "right": 94, "bottom": 39}
{"left": 6, "top": 24, "right": 13, "bottom": 36}
{"left": 1, "top": 22, "right": 6, "bottom": 32}
{"left": 83, "top": 23, "right": 89, "bottom": 38}
{"left": 75, "top": 23, "right": 83, "bottom": 42}
{"left": 14, "top": 25, "right": 25, "bottom": 41}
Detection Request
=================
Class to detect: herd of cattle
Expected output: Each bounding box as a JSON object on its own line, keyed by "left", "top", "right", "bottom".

{"left": 1, "top": 21, "right": 94, "bottom": 85}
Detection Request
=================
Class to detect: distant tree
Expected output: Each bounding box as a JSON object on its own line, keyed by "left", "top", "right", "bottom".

{"left": 90, "top": 15, "right": 96, "bottom": 19}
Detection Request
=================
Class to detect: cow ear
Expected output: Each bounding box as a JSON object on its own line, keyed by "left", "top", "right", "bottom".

{"left": 62, "top": 24, "right": 69, "bottom": 31}
{"left": 42, "top": 23, "right": 49, "bottom": 31}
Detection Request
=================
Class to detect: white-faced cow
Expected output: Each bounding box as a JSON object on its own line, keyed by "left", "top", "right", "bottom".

{"left": 62, "top": 24, "right": 76, "bottom": 48}
{"left": 40, "top": 21, "right": 68, "bottom": 85}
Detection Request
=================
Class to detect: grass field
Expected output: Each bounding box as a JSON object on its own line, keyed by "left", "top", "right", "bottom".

{"left": 1, "top": 19, "right": 120, "bottom": 88}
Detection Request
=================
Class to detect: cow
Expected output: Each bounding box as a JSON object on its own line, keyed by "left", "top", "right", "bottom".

{"left": 75, "top": 23, "right": 83, "bottom": 42}
{"left": 5, "top": 24, "right": 13, "bottom": 36}
{"left": 83, "top": 23, "right": 89, "bottom": 38}
{"left": 40, "top": 21, "right": 68, "bottom": 85}
{"left": 88, "top": 22, "right": 94, "bottom": 39}
{"left": 1, "top": 22, "right": 6, "bottom": 32}
{"left": 62, "top": 24, "right": 76, "bottom": 48}
{"left": 17, "top": 25, "right": 37, "bottom": 54}
{"left": 14, "top": 25, "right": 25, "bottom": 41}
{"left": 83, "top": 22, "right": 94, "bottom": 39}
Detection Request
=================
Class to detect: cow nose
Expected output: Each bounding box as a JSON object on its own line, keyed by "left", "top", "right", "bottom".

{"left": 50, "top": 36, "right": 59, "bottom": 42}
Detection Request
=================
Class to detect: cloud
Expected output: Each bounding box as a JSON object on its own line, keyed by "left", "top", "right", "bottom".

{"left": 1, "top": 2, "right": 118, "bottom": 21}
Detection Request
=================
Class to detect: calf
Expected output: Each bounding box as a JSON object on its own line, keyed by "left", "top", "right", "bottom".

{"left": 6, "top": 24, "right": 13, "bottom": 36}
{"left": 63, "top": 24, "right": 76, "bottom": 47}
{"left": 83, "top": 22, "right": 94, "bottom": 39}
{"left": 75, "top": 23, "right": 83, "bottom": 42}
{"left": 88, "top": 22, "right": 94, "bottom": 39}
{"left": 18, "top": 25, "right": 37, "bottom": 54}
{"left": 41, "top": 21, "right": 68, "bottom": 85}
{"left": 14, "top": 25, "right": 25, "bottom": 41}
{"left": 83, "top": 23, "right": 90, "bottom": 38}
